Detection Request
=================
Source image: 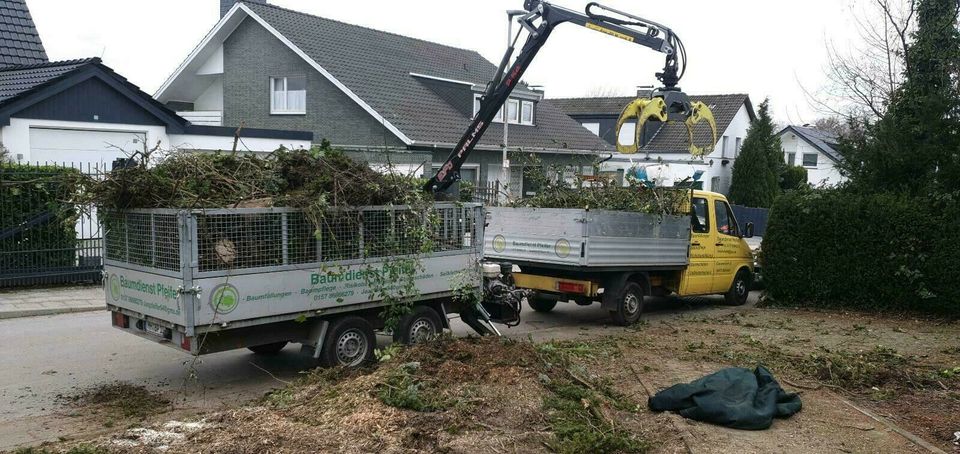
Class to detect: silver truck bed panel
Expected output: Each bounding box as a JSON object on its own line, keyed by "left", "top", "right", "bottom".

{"left": 483, "top": 207, "right": 690, "bottom": 268}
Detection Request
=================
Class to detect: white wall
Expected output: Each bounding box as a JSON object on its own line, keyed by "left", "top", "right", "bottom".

{"left": 780, "top": 132, "right": 846, "bottom": 187}
{"left": 193, "top": 77, "right": 224, "bottom": 111}
{"left": 1, "top": 118, "right": 310, "bottom": 167}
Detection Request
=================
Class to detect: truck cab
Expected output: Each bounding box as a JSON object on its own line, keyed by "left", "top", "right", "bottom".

{"left": 484, "top": 190, "right": 754, "bottom": 326}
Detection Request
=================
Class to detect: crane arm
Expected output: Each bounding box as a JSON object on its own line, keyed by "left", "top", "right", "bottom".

{"left": 424, "top": 1, "right": 692, "bottom": 194}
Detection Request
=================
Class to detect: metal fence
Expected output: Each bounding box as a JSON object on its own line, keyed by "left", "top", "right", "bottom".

{"left": 1, "top": 161, "right": 106, "bottom": 287}
{"left": 472, "top": 180, "right": 501, "bottom": 206}
{"left": 731, "top": 204, "right": 769, "bottom": 237}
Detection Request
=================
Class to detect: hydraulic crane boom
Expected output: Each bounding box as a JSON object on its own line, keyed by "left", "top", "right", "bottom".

{"left": 424, "top": 1, "right": 716, "bottom": 194}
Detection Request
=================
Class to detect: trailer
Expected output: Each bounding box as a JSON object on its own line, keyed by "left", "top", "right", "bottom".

{"left": 482, "top": 190, "right": 755, "bottom": 325}
{"left": 103, "top": 203, "right": 500, "bottom": 367}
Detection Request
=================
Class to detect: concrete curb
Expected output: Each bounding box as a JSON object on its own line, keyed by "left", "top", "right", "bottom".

{"left": 0, "top": 305, "right": 105, "bottom": 320}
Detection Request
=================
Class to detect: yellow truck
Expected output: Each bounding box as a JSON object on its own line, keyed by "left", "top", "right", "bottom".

{"left": 483, "top": 190, "right": 755, "bottom": 325}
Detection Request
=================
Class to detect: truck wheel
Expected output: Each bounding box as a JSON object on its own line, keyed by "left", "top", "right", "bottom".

{"left": 393, "top": 306, "right": 443, "bottom": 345}
{"left": 725, "top": 269, "right": 752, "bottom": 306}
{"left": 320, "top": 316, "right": 375, "bottom": 368}
{"left": 610, "top": 282, "right": 644, "bottom": 326}
{"left": 528, "top": 296, "right": 557, "bottom": 313}
{"left": 248, "top": 341, "right": 288, "bottom": 355}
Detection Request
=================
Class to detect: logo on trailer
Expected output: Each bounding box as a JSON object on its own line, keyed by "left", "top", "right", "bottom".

{"left": 209, "top": 283, "right": 240, "bottom": 314}
{"left": 492, "top": 235, "right": 506, "bottom": 253}
{"left": 555, "top": 239, "right": 571, "bottom": 258}
{"left": 109, "top": 274, "right": 121, "bottom": 301}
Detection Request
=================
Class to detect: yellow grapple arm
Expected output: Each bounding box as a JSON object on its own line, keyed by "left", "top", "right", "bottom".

{"left": 615, "top": 97, "right": 718, "bottom": 158}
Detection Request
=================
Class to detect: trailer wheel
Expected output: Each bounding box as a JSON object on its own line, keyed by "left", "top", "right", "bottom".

{"left": 247, "top": 341, "right": 288, "bottom": 355}
{"left": 527, "top": 296, "right": 557, "bottom": 313}
{"left": 609, "top": 282, "right": 644, "bottom": 326}
{"left": 320, "top": 316, "right": 375, "bottom": 368}
{"left": 393, "top": 306, "right": 443, "bottom": 345}
{"left": 725, "top": 269, "right": 752, "bottom": 306}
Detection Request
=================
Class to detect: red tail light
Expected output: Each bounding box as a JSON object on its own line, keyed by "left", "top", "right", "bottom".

{"left": 180, "top": 336, "right": 192, "bottom": 351}
{"left": 111, "top": 312, "right": 129, "bottom": 328}
{"left": 557, "top": 281, "right": 586, "bottom": 294}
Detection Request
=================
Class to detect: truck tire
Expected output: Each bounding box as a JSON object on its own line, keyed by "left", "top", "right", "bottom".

{"left": 393, "top": 306, "right": 443, "bottom": 345}
{"left": 528, "top": 296, "right": 557, "bottom": 313}
{"left": 725, "top": 269, "right": 752, "bottom": 306}
{"left": 320, "top": 316, "right": 375, "bottom": 368}
{"left": 609, "top": 282, "right": 644, "bottom": 326}
{"left": 247, "top": 341, "right": 288, "bottom": 355}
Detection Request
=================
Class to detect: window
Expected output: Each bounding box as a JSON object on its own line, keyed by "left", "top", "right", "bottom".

{"left": 786, "top": 153, "right": 796, "bottom": 165}
{"left": 710, "top": 176, "right": 721, "bottom": 192}
{"left": 802, "top": 153, "right": 818, "bottom": 167}
{"left": 691, "top": 197, "right": 710, "bottom": 233}
{"left": 473, "top": 94, "right": 504, "bottom": 122}
{"left": 735, "top": 137, "right": 742, "bottom": 157}
{"left": 473, "top": 95, "right": 534, "bottom": 124}
{"left": 506, "top": 99, "right": 520, "bottom": 124}
{"left": 582, "top": 122, "right": 600, "bottom": 136}
{"left": 270, "top": 76, "right": 306, "bottom": 114}
{"left": 520, "top": 100, "right": 534, "bottom": 125}
{"left": 721, "top": 136, "right": 729, "bottom": 158}
{"left": 714, "top": 200, "right": 739, "bottom": 237}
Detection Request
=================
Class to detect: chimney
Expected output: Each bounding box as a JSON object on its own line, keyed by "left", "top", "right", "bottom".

{"left": 221, "top": 0, "right": 266, "bottom": 18}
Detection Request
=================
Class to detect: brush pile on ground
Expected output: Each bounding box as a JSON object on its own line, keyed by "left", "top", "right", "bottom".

{"left": 76, "top": 337, "right": 655, "bottom": 454}
{"left": 71, "top": 147, "right": 428, "bottom": 211}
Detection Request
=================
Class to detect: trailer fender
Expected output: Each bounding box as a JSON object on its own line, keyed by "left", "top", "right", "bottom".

{"left": 601, "top": 273, "right": 650, "bottom": 311}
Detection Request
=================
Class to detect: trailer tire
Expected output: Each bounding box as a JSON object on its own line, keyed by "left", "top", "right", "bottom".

{"left": 725, "top": 269, "right": 752, "bottom": 306}
{"left": 393, "top": 306, "right": 443, "bottom": 345}
{"left": 609, "top": 282, "right": 644, "bottom": 326}
{"left": 247, "top": 341, "right": 288, "bottom": 355}
{"left": 320, "top": 316, "right": 375, "bottom": 368}
{"left": 528, "top": 296, "right": 557, "bottom": 313}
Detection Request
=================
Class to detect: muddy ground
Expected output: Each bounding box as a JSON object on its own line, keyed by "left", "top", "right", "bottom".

{"left": 11, "top": 306, "right": 960, "bottom": 454}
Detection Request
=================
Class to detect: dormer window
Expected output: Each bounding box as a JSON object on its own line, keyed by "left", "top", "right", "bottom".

{"left": 473, "top": 94, "right": 534, "bottom": 125}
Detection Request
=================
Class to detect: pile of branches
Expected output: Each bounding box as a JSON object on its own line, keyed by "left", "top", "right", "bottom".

{"left": 509, "top": 162, "right": 688, "bottom": 217}
{"left": 72, "top": 147, "right": 428, "bottom": 211}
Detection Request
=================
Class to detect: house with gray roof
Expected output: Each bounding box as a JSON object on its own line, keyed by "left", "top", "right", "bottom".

{"left": 551, "top": 93, "right": 755, "bottom": 194}
{"left": 0, "top": 0, "right": 311, "bottom": 168}
{"left": 777, "top": 125, "right": 846, "bottom": 187}
{"left": 156, "top": 0, "right": 609, "bottom": 195}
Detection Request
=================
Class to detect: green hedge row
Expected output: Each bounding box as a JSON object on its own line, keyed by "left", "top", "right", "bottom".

{"left": 0, "top": 164, "right": 79, "bottom": 272}
{"left": 763, "top": 190, "right": 959, "bottom": 315}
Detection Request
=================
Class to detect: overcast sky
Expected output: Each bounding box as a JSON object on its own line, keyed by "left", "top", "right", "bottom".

{"left": 28, "top": 0, "right": 862, "bottom": 124}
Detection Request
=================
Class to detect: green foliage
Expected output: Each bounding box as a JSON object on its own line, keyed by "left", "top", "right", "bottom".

{"left": 839, "top": 0, "right": 960, "bottom": 194}
{"left": 0, "top": 164, "right": 80, "bottom": 272}
{"left": 509, "top": 154, "right": 687, "bottom": 216}
{"left": 376, "top": 362, "right": 449, "bottom": 412}
{"left": 763, "top": 189, "right": 959, "bottom": 315}
{"left": 728, "top": 99, "right": 784, "bottom": 208}
{"left": 779, "top": 166, "right": 808, "bottom": 190}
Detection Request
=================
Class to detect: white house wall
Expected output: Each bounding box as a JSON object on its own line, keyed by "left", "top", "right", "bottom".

{"left": 2, "top": 118, "right": 310, "bottom": 166}
{"left": 193, "top": 77, "right": 224, "bottom": 111}
{"left": 780, "top": 133, "right": 845, "bottom": 187}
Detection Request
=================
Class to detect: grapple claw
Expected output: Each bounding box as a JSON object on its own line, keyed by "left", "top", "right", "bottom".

{"left": 614, "top": 95, "right": 718, "bottom": 158}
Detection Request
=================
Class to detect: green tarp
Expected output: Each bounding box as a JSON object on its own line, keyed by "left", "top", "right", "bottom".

{"left": 648, "top": 366, "right": 802, "bottom": 430}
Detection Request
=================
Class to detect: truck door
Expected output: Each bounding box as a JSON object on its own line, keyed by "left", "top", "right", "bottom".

{"left": 712, "top": 199, "right": 744, "bottom": 293}
{"left": 681, "top": 195, "right": 715, "bottom": 295}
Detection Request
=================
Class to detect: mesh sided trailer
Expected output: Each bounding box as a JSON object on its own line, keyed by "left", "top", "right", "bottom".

{"left": 103, "top": 204, "right": 483, "bottom": 356}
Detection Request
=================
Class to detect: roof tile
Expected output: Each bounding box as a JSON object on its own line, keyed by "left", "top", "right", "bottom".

{"left": 0, "top": 0, "right": 47, "bottom": 68}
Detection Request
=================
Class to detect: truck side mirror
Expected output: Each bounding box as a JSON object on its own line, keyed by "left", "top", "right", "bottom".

{"left": 744, "top": 222, "right": 754, "bottom": 239}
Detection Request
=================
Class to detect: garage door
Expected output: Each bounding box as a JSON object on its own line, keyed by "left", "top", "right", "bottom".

{"left": 29, "top": 128, "right": 147, "bottom": 169}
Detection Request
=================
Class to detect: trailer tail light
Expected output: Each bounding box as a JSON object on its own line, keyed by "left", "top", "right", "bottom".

{"left": 557, "top": 281, "right": 586, "bottom": 294}
{"left": 111, "top": 311, "right": 129, "bottom": 328}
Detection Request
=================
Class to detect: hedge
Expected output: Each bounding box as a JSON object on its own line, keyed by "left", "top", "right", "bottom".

{"left": 0, "top": 164, "right": 79, "bottom": 273}
{"left": 762, "top": 189, "right": 958, "bottom": 315}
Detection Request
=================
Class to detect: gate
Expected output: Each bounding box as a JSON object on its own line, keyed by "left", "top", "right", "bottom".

{"left": 1, "top": 162, "right": 104, "bottom": 287}
{"left": 731, "top": 204, "right": 769, "bottom": 237}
